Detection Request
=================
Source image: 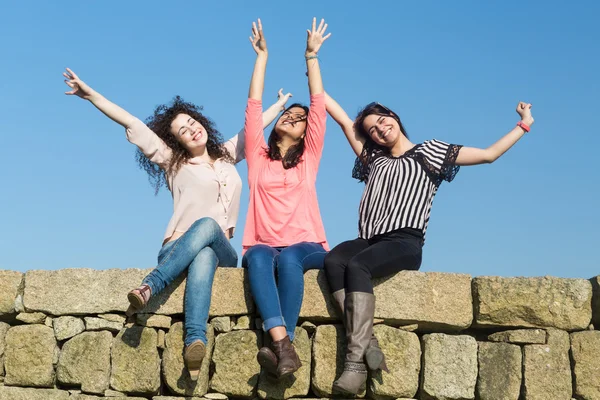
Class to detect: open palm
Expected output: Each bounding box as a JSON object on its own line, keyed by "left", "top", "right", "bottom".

{"left": 249, "top": 19, "right": 267, "bottom": 55}
{"left": 306, "top": 18, "right": 331, "bottom": 55}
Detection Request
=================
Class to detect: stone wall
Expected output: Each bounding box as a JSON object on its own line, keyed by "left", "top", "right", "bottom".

{"left": 0, "top": 268, "right": 599, "bottom": 400}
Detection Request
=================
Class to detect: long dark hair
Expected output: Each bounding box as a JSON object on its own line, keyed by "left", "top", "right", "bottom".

{"left": 351, "top": 102, "right": 409, "bottom": 182}
{"left": 266, "top": 103, "right": 309, "bottom": 169}
{"left": 137, "top": 96, "right": 233, "bottom": 193}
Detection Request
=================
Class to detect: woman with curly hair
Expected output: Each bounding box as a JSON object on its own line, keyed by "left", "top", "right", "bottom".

{"left": 63, "top": 68, "right": 290, "bottom": 378}
{"left": 241, "top": 18, "right": 330, "bottom": 380}
{"left": 323, "top": 93, "right": 535, "bottom": 394}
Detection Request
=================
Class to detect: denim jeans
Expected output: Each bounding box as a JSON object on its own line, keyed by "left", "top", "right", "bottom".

{"left": 142, "top": 217, "right": 238, "bottom": 346}
{"left": 242, "top": 242, "right": 327, "bottom": 341}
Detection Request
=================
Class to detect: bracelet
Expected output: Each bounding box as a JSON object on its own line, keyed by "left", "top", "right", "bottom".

{"left": 305, "top": 54, "right": 318, "bottom": 60}
{"left": 516, "top": 121, "right": 530, "bottom": 132}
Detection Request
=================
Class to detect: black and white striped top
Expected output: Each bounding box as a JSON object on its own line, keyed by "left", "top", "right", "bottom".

{"left": 358, "top": 139, "right": 462, "bottom": 241}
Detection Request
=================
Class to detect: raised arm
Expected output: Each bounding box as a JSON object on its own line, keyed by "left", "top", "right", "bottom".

{"left": 248, "top": 19, "right": 268, "bottom": 101}
{"left": 325, "top": 92, "right": 365, "bottom": 157}
{"left": 227, "top": 89, "right": 292, "bottom": 163}
{"left": 455, "top": 102, "right": 535, "bottom": 166}
{"left": 64, "top": 68, "right": 134, "bottom": 127}
{"left": 244, "top": 19, "right": 270, "bottom": 163}
{"left": 64, "top": 68, "right": 171, "bottom": 167}
{"left": 305, "top": 18, "right": 331, "bottom": 96}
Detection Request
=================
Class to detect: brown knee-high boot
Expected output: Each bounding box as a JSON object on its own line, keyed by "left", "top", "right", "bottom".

{"left": 332, "top": 289, "right": 388, "bottom": 372}
{"left": 332, "top": 291, "right": 376, "bottom": 395}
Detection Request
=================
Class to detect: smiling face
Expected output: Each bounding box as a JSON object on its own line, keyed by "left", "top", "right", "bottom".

{"left": 274, "top": 106, "right": 308, "bottom": 141}
{"left": 169, "top": 113, "right": 209, "bottom": 152}
{"left": 361, "top": 113, "right": 402, "bottom": 148}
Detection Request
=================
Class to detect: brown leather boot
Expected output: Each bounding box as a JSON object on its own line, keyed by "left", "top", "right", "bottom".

{"left": 332, "top": 292, "right": 376, "bottom": 395}
{"left": 332, "top": 289, "right": 388, "bottom": 372}
{"left": 257, "top": 346, "right": 278, "bottom": 379}
{"left": 265, "top": 335, "right": 301, "bottom": 379}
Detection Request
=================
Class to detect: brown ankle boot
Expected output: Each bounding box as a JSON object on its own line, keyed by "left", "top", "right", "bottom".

{"left": 271, "top": 335, "right": 301, "bottom": 379}
{"left": 257, "top": 346, "right": 278, "bottom": 379}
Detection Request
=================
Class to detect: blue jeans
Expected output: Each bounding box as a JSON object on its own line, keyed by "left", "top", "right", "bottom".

{"left": 142, "top": 217, "right": 237, "bottom": 346}
{"left": 242, "top": 242, "right": 327, "bottom": 341}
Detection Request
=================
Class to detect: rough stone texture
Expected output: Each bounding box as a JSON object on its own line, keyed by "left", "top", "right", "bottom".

{"left": 135, "top": 313, "right": 171, "bottom": 329}
{"left": 15, "top": 312, "right": 46, "bottom": 324}
{"left": 300, "top": 321, "right": 316, "bottom": 335}
{"left": 23, "top": 269, "right": 147, "bottom": 315}
{"left": 103, "top": 389, "right": 126, "bottom": 396}
{"left": 12, "top": 295, "right": 24, "bottom": 314}
{"left": 4, "top": 324, "right": 57, "bottom": 387}
{"left": 204, "top": 393, "right": 229, "bottom": 399}
{"left": 0, "top": 386, "right": 70, "bottom": 400}
{"left": 233, "top": 315, "right": 250, "bottom": 330}
{"left": 151, "top": 397, "right": 204, "bottom": 400}
{"left": 56, "top": 331, "right": 112, "bottom": 394}
{"left": 84, "top": 317, "right": 123, "bottom": 333}
{"left": 0, "top": 322, "right": 9, "bottom": 372}
{"left": 488, "top": 328, "right": 546, "bottom": 344}
{"left": 369, "top": 325, "right": 420, "bottom": 399}
{"left": 300, "top": 270, "right": 473, "bottom": 330}
{"left": 210, "top": 330, "right": 261, "bottom": 398}
{"left": 157, "top": 329, "right": 165, "bottom": 349}
{"left": 44, "top": 317, "right": 53, "bottom": 327}
{"left": 311, "top": 324, "right": 365, "bottom": 398}
{"left": 99, "top": 314, "right": 126, "bottom": 323}
{"left": 523, "top": 329, "right": 572, "bottom": 400}
{"left": 162, "top": 322, "right": 215, "bottom": 397}
{"left": 0, "top": 271, "right": 22, "bottom": 317}
{"left": 110, "top": 325, "right": 160, "bottom": 394}
{"left": 474, "top": 276, "right": 592, "bottom": 331}
{"left": 258, "top": 327, "right": 311, "bottom": 399}
{"left": 570, "top": 331, "right": 600, "bottom": 400}
{"left": 24, "top": 268, "right": 253, "bottom": 316}
{"left": 53, "top": 316, "right": 85, "bottom": 341}
{"left": 211, "top": 316, "right": 231, "bottom": 333}
{"left": 477, "top": 342, "right": 521, "bottom": 400}
{"left": 420, "top": 333, "right": 478, "bottom": 400}
{"left": 592, "top": 276, "right": 600, "bottom": 327}
{"left": 70, "top": 395, "right": 147, "bottom": 400}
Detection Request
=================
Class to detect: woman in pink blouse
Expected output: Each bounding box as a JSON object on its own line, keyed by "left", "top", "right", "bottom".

{"left": 63, "top": 68, "right": 289, "bottom": 379}
{"left": 242, "top": 18, "right": 330, "bottom": 380}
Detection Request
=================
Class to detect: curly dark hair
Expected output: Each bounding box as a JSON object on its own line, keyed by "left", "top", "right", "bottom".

{"left": 266, "top": 103, "right": 310, "bottom": 169}
{"left": 351, "top": 102, "right": 409, "bottom": 182}
{"left": 136, "top": 96, "right": 233, "bottom": 193}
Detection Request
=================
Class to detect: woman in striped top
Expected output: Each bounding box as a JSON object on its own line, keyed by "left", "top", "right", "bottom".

{"left": 324, "top": 94, "right": 535, "bottom": 394}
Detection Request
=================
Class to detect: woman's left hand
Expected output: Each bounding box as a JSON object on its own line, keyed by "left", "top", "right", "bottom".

{"left": 306, "top": 17, "right": 331, "bottom": 57}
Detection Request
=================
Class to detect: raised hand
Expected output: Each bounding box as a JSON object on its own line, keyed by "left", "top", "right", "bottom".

{"left": 277, "top": 88, "right": 293, "bottom": 110}
{"left": 63, "top": 68, "right": 96, "bottom": 100}
{"left": 516, "top": 102, "right": 534, "bottom": 125}
{"left": 306, "top": 17, "right": 331, "bottom": 56}
{"left": 249, "top": 19, "right": 267, "bottom": 55}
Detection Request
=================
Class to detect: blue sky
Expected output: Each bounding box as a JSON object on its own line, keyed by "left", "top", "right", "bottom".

{"left": 1, "top": 1, "right": 598, "bottom": 279}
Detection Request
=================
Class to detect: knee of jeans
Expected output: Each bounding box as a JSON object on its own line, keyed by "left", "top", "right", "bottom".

{"left": 276, "top": 249, "right": 304, "bottom": 272}
{"left": 189, "top": 217, "right": 221, "bottom": 235}
{"left": 188, "top": 247, "right": 218, "bottom": 281}
{"left": 243, "top": 245, "right": 275, "bottom": 269}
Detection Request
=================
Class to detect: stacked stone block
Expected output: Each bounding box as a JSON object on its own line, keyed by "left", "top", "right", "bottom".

{"left": 0, "top": 268, "right": 597, "bottom": 399}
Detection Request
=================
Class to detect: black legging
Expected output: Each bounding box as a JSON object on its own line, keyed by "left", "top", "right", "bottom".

{"left": 324, "top": 228, "right": 423, "bottom": 294}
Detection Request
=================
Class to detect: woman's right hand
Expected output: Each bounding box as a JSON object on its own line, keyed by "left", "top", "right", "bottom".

{"left": 249, "top": 19, "right": 267, "bottom": 55}
{"left": 63, "top": 68, "right": 95, "bottom": 100}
